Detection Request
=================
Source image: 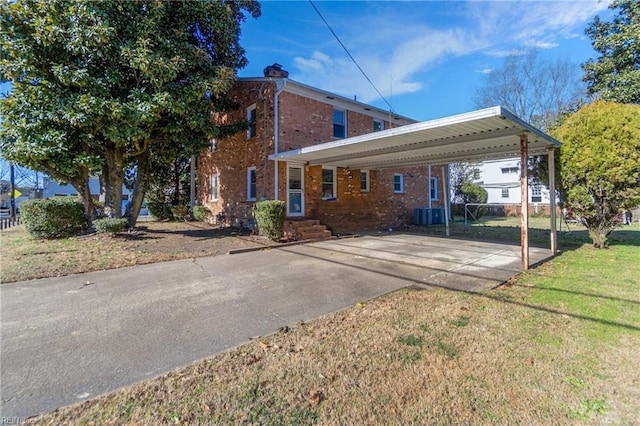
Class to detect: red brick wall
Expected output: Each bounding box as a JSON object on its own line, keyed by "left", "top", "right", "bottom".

{"left": 198, "top": 80, "right": 447, "bottom": 232}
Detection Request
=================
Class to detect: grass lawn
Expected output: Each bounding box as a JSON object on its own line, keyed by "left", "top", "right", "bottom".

{"left": 0, "top": 221, "right": 276, "bottom": 284}
{"left": 32, "top": 223, "right": 640, "bottom": 424}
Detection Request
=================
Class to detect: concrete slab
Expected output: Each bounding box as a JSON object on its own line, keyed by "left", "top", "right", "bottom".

{"left": 0, "top": 233, "right": 551, "bottom": 420}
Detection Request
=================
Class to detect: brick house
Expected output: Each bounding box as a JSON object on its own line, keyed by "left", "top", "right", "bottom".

{"left": 198, "top": 68, "right": 448, "bottom": 237}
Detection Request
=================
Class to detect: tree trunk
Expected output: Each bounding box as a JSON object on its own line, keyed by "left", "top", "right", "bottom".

{"left": 103, "top": 150, "right": 125, "bottom": 218}
{"left": 69, "top": 167, "right": 94, "bottom": 225}
{"left": 125, "top": 150, "right": 150, "bottom": 228}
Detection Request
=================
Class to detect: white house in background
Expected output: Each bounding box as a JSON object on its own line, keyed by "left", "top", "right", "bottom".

{"left": 474, "top": 159, "right": 551, "bottom": 205}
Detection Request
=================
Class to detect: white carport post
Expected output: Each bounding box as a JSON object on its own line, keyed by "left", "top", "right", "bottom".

{"left": 443, "top": 165, "right": 450, "bottom": 237}
{"left": 548, "top": 147, "right": 557, "bottom": 255}
{"left": 520, "top": 134, "right": 529, "bottom": 271}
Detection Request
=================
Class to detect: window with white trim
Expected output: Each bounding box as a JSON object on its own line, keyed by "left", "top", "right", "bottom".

{"left": 373, "top": 118, "right": 384, "bottom": 132}
{"left": 501, "top": 188, "right": 509, "bottom": 198}
{"left": 247, "top": 104, "right": 257, "bottom": 138}
{"left": 501, "top": 167, "right": 519, "bottom": 174}
{"left": 472, "top": 168, "right": 480, "bottom": 180}
{"left": 531, "top": 185, "right": 542, "bottom": 202}
{"left": 247, "top": 167, "right": 257, "bottom": 201}
{"left": 360, "top": 170, "right": 370, "bottom": 192}
{"left": 430, "top": 177, "right": 438, "bottom": 200}
{"left": 322, "top": 167, "right": 336, "bottom": 199}
{"left": 393, "top": 173, "right": 404, "bottom": 193}
{"left": 333, "top": 109, "right": 346, "bottom": 138}
{"left": 211, "top": 138, "right": 218, "bottom": 152}
{"left": 211, "top": 174, "right": 218, "bottom": 201}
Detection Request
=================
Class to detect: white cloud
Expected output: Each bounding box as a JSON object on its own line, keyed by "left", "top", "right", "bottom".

{"left": 477, "top": 68, "right": 493, "bottom": 75}
{"left": 289, "top": 0, "right": 608, "bottom": 104}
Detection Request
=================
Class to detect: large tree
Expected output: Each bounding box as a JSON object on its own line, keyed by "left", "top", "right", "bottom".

{"left": 474, "top": 50, "right": 585, "bottom": 131}
{"left": 582, "top": 0, "right": 640, "bottom": 104}
{"left": 552, "top": 101, "right": 640, "bottom": 248}
{"left": 0, "top": 0, "right": 259, "bottom": 225}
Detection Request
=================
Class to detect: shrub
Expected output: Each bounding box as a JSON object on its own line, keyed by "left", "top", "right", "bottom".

{"left": 147, "top": 201, "right": 174, "bottom": 220}
{"left": 171, "top": 205, "right": 189, "bottom": 220}
{"left": 192, "top": 205, "right": 210, "bottom": 221}
{"left": 20, "top": 197, "right": 88, "bottom": 239}
{"left": 93, "top": 218, "right": 127, "bottom": 233}
{"left": 254, "top": 200, "right": 286, "bottom": 241}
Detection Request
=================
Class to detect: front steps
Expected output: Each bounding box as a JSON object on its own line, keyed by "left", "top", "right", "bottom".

{"left": 284, "top": 219, "right": 332, "bottom": 241}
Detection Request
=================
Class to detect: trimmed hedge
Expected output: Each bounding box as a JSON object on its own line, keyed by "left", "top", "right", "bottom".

{"left": 193, "top": 205, "right": 210, "bottom": 221}
{"left": 93, "top": 218, "right": 127, "bottom": 233}
{"left": 147, "top": 201, "right": 174, "bottom": 220}
{"left": 20, "top": 197, "right": 88, "bottom": 239}
{"left": 255, "top": 200, "right": 286, "bottom": 241}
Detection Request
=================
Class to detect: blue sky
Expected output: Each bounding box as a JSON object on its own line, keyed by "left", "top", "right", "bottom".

{"left": 237, "top": 0, "right": 611, "bottom": 121}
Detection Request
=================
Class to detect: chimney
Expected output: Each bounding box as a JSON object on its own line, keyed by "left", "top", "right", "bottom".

{"left": 263, "top": 63, "right": 289, "bottom": 78}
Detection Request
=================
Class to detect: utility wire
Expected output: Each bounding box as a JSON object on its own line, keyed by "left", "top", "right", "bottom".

{"left": 308, "top": 0, "right": 397, "bottom": 115}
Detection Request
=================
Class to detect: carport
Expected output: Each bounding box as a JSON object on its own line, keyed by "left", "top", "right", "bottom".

{"left": 270, "top": 106, "right": 561, "bottom": 270}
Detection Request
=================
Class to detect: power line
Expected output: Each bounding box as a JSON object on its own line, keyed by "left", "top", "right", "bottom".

{"left": 308, "top": 1, "right": 396, "bottom": 114}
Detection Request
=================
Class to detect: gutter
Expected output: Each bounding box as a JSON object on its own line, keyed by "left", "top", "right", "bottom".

{"left": 273, "top": 79, "right": 287, "bottom": 200}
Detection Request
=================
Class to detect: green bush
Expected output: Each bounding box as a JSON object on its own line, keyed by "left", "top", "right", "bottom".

{"left": 93, "top": 218, "right": 127, "bottom": 233}
{"left": 192, "top": 205, "right": 210, "bottom": 221}
{"left": 147, "top": 201, "right": 174, "bottom": 220}
{"left": 20, "top": 197, "right": 88, "bottom": 239}
{"left": 255, "top": 200, "right": 286, "bottom": 241}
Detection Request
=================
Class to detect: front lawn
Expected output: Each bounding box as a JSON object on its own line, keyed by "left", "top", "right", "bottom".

{"left": 34, "top": 226, "right": 639, "bottom": 424}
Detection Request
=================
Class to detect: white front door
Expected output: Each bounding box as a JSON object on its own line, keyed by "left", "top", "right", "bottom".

{"left": 287, "top": 165, "right": 304, "bottom": 216}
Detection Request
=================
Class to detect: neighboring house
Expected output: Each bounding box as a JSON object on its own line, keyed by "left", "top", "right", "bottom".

{"left": 42, "top": 177, "right": 132, "bottom": 211}
{"left": 473, "top": 159, "right": 552, "bottom": 214}
{"left": 198, "top": 65, "right": 448, "bottom": 234}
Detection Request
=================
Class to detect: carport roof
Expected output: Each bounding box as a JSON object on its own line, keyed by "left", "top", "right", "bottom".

{"left": 269, "top": 106, "right": 561, "bottom": 169}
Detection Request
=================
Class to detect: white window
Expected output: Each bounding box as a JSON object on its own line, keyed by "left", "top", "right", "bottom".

{"left": 333, "top": 109, "right": 346, "bottom": 138}
{"left": 211, "top": 138, "right": 218, "bottom": 152}
{"left": 211, "top": 174, "right": 218, "bottom": 201}
{"left": 393, "top": 173, "right": 404, "bottom": 193}
{"left": 373, "top": 118, "right": 384, "bottom": 132}
{"left": 531, "top": 185, "right": 542, "bottom": 203}
{"left": 501, "top": 167, "right": 519, "bottom": 174}
{"left": 360, "top": 170, "right": 370, "bottom": 192}
{"left": 430, "top": 177, "right": 438, "bottom": 200}
{"left": 247, "top": 167, "right": 257, "bottom": 201}
{"left": 501, "top": 188, "right": 509, "bottom": 198}
{"left": 322, "top": 167, "right": 336, "bottom": 199}
{"left": 472, "top": 168, "right": 480, "bottom": 180}
{"left": 247, "top": 104, "right": 257, "bottom": 138}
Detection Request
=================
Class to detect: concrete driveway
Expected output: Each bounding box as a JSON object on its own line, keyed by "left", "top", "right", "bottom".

{"left": 0, "top": 233, "right": 550, "bottom": 420}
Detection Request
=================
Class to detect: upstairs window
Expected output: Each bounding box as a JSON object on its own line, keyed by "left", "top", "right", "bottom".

{"left": 373, "top": 118, "right": 384, "bottom": 132}
{"left": 247, "top": 104, "right": 257, "bottom": 138}
{"left": 247, "top": 167, "right": 257, "bottom": 201}
{"left": 322, "top": 167, "right": 336, "bottom": 199}
{"left": 501, "top": 166, "right": 519, "bottom": 174}
{"left": 393, "top": 173, "right": 404, "bottom": 193}
{"left": 333, "top": 109, "right": 346, "bottom": 138}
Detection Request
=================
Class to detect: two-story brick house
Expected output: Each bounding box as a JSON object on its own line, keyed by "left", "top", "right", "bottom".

{"left": 198, "top": 67, "right": 447, "bottom": 236}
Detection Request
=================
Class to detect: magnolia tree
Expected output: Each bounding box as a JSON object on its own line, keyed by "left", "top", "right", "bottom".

{"left": 0, "top": 0, "right": 260, "bottom": 225}
{"left": 552, "top": 101, "right": 640, "bottom": 248}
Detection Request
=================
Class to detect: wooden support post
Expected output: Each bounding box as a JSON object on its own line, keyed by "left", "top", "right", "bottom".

{"left": 520, "top": 134, "right": 529, "bottom": 271}
{"left": 547, "top": 147, "right": 557, "bottom": 256}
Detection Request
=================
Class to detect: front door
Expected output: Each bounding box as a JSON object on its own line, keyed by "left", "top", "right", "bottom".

{"left": 287, "top": 165, "right": 304, "bottom": 216}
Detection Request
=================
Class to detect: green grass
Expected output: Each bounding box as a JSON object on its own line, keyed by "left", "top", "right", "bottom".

{"left": 29, "top": 223, "right": 640, "bottom": 424}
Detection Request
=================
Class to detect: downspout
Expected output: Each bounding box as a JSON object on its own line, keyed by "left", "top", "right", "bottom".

{"left": 427, "top": 165, "right": 432, "bottom": 209}
{"left": 273, "top": 79, "right": 287, "bottom": 200}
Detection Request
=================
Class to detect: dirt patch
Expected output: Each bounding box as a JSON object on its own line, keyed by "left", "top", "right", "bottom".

{"left": 0, "top": 221, "right": 277, "bottom": 283}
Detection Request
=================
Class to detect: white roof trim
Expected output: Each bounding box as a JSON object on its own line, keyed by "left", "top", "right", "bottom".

{"left": 269, "top": 106, "right": 561, "bottom": 169}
